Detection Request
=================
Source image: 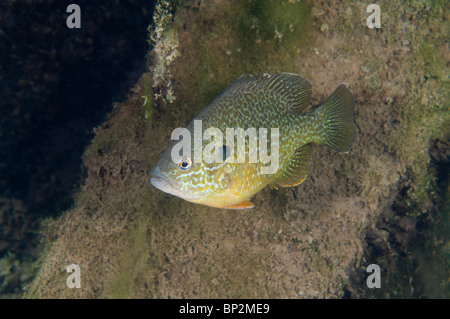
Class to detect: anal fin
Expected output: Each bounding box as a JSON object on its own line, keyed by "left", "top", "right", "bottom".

{"left": 272, "top": 144, "right": 311, "bottom": 188}
{"left": 224, "top": 200, "right": 255, "bottom": 209}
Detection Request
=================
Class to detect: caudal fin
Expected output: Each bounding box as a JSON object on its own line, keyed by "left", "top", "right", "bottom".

{"left": 316, "top": 85, "right": 356, "bottom": 152}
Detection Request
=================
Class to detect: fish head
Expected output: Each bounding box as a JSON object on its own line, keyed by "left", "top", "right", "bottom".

{"left": 150, "top": 144, "right": 201, "bottom": 202}
{"left": 150, "top": 140, "right": 242, "bottom": 207}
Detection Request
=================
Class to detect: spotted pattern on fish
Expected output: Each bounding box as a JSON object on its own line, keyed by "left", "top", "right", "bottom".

{"left": 150, "top": 73, "right": 356, "bottom": 209}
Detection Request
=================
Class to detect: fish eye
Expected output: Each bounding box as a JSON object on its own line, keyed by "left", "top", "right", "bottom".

{"left": 178, "top": 158, "right": 192, "bottom": 171}
{"left": 218, "top": 145, "right": 231, "bottom": 161}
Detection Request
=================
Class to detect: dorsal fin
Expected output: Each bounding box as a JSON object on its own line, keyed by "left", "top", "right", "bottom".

{"left": 214, "top": 73, "right": 312, "bottom": 114}
{"left": 272, "top": 144, "right": 311, "bottom": 188}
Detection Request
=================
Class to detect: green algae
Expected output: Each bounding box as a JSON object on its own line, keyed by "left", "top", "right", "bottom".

{"left": 398, "top": 32, "right": 449, "bottom": 209}
{"left": 341, "top": 0, "right": 448, "bottom": 213}
{"left": 108, "top": 211, "right": 153, "bottom": 298}
{"left": 147, "top": 0, "right": 180, "bottom": 105}
{"left": 0, "top": 253, "right": 35, "bottom": 298}
{"left": 141, "top": 74, "right": 154, "bottom": 123}
{"left": 173, "top": 0, "right": 312, "bottom": 118}
{"left": 24, "top": 0, "right": 449, "bottom": 299}
{"left": 337, "top": 0, "right": 449, "bottom": 298}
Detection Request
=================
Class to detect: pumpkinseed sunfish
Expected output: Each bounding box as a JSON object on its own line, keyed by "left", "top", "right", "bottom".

{"left": 151, "top": 73, "right": 355, "bottom": 209}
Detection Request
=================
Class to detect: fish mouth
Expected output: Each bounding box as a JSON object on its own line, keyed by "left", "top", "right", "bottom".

{"left": 150, "top": 167, "right": 201, "bottom": 201}
{"left": 150, "top": 167, "right": 175, "bottom": 193}
{"left": 150, "top": 175, "right": 172, "bottom": 193}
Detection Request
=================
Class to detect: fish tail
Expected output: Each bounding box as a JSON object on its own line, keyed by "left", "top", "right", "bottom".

{"left": 315, "top": 85, "right": 356, "bottom": 152}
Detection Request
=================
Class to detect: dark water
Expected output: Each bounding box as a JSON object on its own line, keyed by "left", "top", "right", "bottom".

{"left": 0, "top": 0, "right": 156, "bottom": 296}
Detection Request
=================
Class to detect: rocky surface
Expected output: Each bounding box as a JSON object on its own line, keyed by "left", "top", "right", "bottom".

{"left": 23, "top": 0, "right": 448, "bottom": 298}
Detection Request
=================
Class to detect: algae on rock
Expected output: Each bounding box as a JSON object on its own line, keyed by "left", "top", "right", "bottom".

{"left": 148, "top": 0, "right": 180, "bottom": 106}
{"left": 26, "top": 0, "right": 449, "bottom": 298}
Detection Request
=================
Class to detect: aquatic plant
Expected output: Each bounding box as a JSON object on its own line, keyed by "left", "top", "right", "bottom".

{"left": 148, "top": 0, "right": 180, "bottom": 105}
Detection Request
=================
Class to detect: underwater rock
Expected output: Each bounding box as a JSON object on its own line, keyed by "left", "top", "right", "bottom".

{"left": 25, "top": 0, "right": 449, "bottom": 298}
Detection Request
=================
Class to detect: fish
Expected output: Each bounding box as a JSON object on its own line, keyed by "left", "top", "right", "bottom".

{"left": 150, "top": 73, "right": 356, "bottom": 209}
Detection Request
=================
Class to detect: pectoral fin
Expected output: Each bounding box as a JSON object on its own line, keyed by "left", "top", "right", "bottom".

{"left": 224, "top": 200, "right": 255, "bottom": 209}
{"left": 271, "top": 144, "right": 311, "bottom": 188}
